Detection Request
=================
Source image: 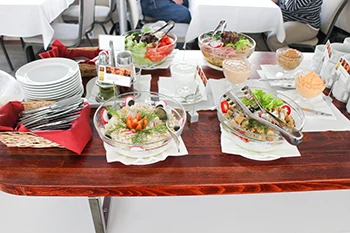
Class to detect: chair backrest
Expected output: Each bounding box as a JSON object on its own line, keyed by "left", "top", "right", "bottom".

{"left": 126, "top": 0, "right": 140, "bottom": 29}
{"left": 79, "top": 0, "right": 95, "bottom": 36}
{"left": 319, "top": 0, "right": 348, "bottom": 43}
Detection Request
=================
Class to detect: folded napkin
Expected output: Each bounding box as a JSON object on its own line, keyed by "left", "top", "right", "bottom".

{"left": 104, "top": 137, "right": 188, "bottom": 165}
{"left": 220, "top": 125, "right": 300, "bottom": 161}
{"left": 158, "top": 76, "right": 216, "bottom": 111}
{"left": 39, "top": 39, "right": 101, "bottom": 63}
{"left": 0, "top": 101, "right": 92, "bottom": 154}
{"left": 85, "top": 75, "right": 152, "bottom": 108}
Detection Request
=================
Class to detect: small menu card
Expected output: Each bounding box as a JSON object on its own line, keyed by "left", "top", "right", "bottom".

{"left": 323, "top": 40, "right": 332, "bottom": 64}
{"left": 335, "top": 56, "right": 350, "bottom": 85}
{"left": 98, "top": 66, "right": 132, "bottom": 87}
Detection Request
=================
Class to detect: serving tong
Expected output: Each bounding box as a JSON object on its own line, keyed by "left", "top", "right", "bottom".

{"left": 227, "top": 86, "right": 303, "bottom": 146}
{"left": 212, "top": 20, "right": 227, "bottom": 38}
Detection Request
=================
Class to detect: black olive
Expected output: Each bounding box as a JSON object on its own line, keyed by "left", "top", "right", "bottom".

{"left": 127, "top": 99, "right": 135, "bottom": 106}
{"left": 105, "top": 134, "right": 112, "bottom": 139}
{"left": 174, "top": 126, "right": 180, "bottom": 131}
{"left": 249, "top": 107, "right": 255, "bottom": 112}
{"left": 107, "top": 112, "right": 112, "bottom": 119}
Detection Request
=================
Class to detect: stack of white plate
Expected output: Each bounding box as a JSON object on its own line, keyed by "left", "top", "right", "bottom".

{"left": 15, "top": 58, "right": 84, "bottom": 100}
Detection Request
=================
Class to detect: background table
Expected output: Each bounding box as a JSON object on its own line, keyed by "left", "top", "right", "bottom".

{"left": 186, "top": 0, "right": 285, "bottom": 43}
{"left": 0, "top": 0, "right": 75, "bottom": 49}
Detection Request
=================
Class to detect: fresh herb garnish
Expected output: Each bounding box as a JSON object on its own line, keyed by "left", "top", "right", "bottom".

{"left": 131, "top": 123, "right": 167, "bottom": 144}
{"left": 107, "top": 106, "right": 120, "bottom": 118}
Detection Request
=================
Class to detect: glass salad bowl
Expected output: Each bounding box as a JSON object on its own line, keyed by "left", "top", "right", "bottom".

{"left": 198, "top": 31, "right": 256, "bottom": 68}
{"left": 217, "top": 87, "right": 305, "bottom": 152}
{"left": 123, "top": 29, "right": 177, "bottom": 68}
{"left": 94, "top": 91, "right": 186, "bottom": 158}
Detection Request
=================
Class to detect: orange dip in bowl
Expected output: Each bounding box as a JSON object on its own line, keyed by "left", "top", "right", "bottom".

{"left": 295, "top": 71, "right": 325, "bottom": 98}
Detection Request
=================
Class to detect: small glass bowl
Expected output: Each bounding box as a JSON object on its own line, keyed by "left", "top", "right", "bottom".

{"left": 295, "top": 71, "right": 325, "bottom": 99}
{"left": 276, "top": 47, "right": 303, "bottom": 71}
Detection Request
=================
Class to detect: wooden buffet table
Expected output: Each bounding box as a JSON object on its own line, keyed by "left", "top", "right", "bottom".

{"left": 0, "top": 51, "right": 350, "bottom": 233}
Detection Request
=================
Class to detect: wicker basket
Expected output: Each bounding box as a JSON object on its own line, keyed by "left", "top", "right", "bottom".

{"left": 0, "top": 100, "right": 63, "bottom": 148}
{"left": 68, "top": 47, "right": 97, "bottom": 78}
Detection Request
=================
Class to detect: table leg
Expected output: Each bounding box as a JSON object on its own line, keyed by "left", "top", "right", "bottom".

{"left": 88, "top": 197, "right": 111, "bottom": 233}
{"left": 0, "top": 36, "right": 14, "bottom": 71}
{"left": 116, "top": 0, "right": 128, "bottom": 34}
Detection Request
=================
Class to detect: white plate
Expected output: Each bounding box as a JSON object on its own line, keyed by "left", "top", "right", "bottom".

{"left": 16, "top": 58, "right": 79, "bottom": 85}
{"left": 22, "top": 81, "right": 82, "bottom": 98}
{"left": 104, "top": 138, "right": 188, "bottom": 165}
{"left": 204, "top": 60, "right": 223, "bottom": 71}
{"left": 19, "top": 76, "right": 81, "bottom": 93}
{"left": 17, "top": 72, "right": 81, "bottom": 89}
{"left": 24, "top": 84, "right": 84, "bottom": 100}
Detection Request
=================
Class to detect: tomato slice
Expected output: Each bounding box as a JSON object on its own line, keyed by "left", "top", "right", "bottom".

{"left": 220, "top": 100, "right": 230, "bottom": 113}
{"left": 281, "top": 105, "right": 291, "bottom": 115}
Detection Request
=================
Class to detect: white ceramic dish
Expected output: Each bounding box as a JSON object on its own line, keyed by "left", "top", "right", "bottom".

{"left": 16, "top": 58, "right": 79, "bottom": 85}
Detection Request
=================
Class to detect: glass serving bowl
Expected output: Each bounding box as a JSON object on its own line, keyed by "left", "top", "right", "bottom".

{"left": 123, "top": 29, "right": 177, "bottom": 67}
{"left": 276, "top": 47, "right": 303, "bottom": 71}
{"left": 94, "top": 91, "right": 186, "bottom": 158}
{"left": 198, "top": 31, "right": 256, "bottom": 68}
{"left": 217, "top": 88, "right": 305, "bottom": 152}
{"left": 295, "top": 71, "right": 325, "bottom": 99}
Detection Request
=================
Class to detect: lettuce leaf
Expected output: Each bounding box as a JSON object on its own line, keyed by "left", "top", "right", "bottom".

{"left": 241, "top": 89, "right": 283, "bottom": 111}
{"left": 235, "top": 39, "right": 251, "bottom": 51}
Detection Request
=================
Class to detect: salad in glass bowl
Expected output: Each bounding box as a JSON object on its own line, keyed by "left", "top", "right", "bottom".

{"left": 94, "top": 91, "right": 186, "bottom": 158}
{"left": 198, "top": 31, "right": 256, "bottom": 68}
{"left": 217, "top": 88, "right": 305, "bottom": 152}
{"left": 124, "top": 29, "right": 177, "bottom": 67}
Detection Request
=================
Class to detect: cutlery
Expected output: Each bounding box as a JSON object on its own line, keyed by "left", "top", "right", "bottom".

{"left": 301, "top": 107, "right": 332, "bottom": 116}
{"left": 258, "top": 78, "right": 295, "bottom": 81}
{"left": 155, "top": 107, "right": 180, "bottom": 152}
{"left": 28, "top": 115, "right": 80, "bottom": 131}
{"left": 20, "top": 95, "right": 82, "bottom": 115}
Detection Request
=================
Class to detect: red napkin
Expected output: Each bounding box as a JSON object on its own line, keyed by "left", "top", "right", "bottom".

{"left": 39, "top": 39, "right": 101, "bottom": 61}
{"left": 0, "top": 101, "right": 92, "bottom": 155}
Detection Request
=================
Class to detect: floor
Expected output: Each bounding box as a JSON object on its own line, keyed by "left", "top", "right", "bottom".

{"left": 2, "top": 25, "right": 350, "bottom": 233}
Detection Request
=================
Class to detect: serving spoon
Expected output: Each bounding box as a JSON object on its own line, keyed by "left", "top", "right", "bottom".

{"left": 154, "top": 107, "right": 180, "bottom": 152}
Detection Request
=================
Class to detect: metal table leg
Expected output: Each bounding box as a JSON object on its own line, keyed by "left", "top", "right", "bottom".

{"left": 0, "top": 36, "right": 14, "bottom": 71}
{"left": 117, "top": 0, "right": 128, "bottom": 34}
{"left": 89, "top": 197, "right": 111, "bottom": 233}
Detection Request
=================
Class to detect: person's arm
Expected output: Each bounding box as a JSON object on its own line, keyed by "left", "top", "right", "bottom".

{"left": 284, "top": 0, "right": 311, "bottom": 11}
{"left": 172, "top": 0, "right": 184, "bottom": 4}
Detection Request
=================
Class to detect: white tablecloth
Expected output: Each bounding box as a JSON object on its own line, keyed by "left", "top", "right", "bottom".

{"left": 0, "top": 0, "right": 75, "bottom": 48}
{"left": 186, "top": 0, "right": 285, "bottom": 43}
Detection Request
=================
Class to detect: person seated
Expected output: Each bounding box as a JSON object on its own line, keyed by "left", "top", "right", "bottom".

{"left": 140, "top": 0, "right": 191, "bottom": 24}
{"left": 267, "top": 0, "right": 323, "bottom": 51}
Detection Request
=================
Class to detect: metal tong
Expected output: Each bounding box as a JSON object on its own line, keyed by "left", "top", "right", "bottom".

{"left": 152, "top": 20, "right": 175, "bottom": 35}
{"left": 229, "top": 86, "right": 303, "bottom": 146}
{"left": 212, "top": 20, "right": 227, "bottom": 37}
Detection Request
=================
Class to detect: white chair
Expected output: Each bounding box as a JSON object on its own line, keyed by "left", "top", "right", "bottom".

{"left": 0, "top": 36, "right": 14, "bottom": 71}
{"left": 289, "top": 0, "right": 348, "bottom": 49}
{"left": 62, "top": 0, "right": 116, "bottom": 34}
{"left": 21, "top": 0, "right": 95, "bottom": 62}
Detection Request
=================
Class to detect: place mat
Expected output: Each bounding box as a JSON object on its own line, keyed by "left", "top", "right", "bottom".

{"left": 220, "top": 125, "right": 300, "bottom": 161}
{"left": 85, "top": 75, "right": 152, "bottom": 108}
{"left": 158, "top": 77, "right": 216, "bottom": 111}
{"left": 209, "top": 78, "right": 350, "bottom": 132}
{"left": 104, "top": 137, "right": 188, "bottom": 165}
{"left": 141, "top": 49, "right": 178, "bottom": 70}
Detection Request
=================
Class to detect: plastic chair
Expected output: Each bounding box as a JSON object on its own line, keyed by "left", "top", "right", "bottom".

{"left": 21, "top": 0, "right": 95, "bottom": 62}
{"left": 289, "top": 0, "right": 349, "bottom": 50}
{"left": 62, "top": 0, "right": 116, "bottom": 34}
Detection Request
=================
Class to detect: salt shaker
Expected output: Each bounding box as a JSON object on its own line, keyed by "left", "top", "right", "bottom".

{"left": 116, "top": 51, "right": 135, "bottom": 94}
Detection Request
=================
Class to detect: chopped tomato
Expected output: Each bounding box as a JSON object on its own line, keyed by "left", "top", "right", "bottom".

{"left": 281, "top": 105, "right": 291, "bottom": 115}
{"left": 135, "top": 113, "right": 141, "bottom": 121}
{"left": 220, "top": 100, "right": 230, "bottom": 113}
{"left": 126, "top": 119, "right": 133, "bottom": 129}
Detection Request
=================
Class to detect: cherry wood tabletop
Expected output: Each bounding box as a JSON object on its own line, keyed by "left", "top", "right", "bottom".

{"left": 1, "top": 51, "right": 350, "bottom": 197}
